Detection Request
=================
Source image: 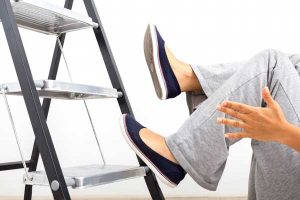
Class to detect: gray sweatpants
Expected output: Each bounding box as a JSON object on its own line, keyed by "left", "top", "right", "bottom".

{"left": 165, "top": 49, "right": 300, "bottom": 200}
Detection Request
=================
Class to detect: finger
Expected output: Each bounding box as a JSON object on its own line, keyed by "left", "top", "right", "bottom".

{"left": 224, "top": 132, "right": 249, "bottom": 139}
{"left": 262, "top": 87, "right": 275, "bottom": 107}
{"left": 217, "top": 105, "right": 248, "bottom": 121}
{"left": 221, "top": 101, "right": 254, "bottom": 114}
{"left": 217, "top": 117, "right": 247, "bottom": 129}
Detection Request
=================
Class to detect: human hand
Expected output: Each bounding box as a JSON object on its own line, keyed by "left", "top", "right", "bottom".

{"left": 216, "top": 87, "right": 289, "bottom": 142}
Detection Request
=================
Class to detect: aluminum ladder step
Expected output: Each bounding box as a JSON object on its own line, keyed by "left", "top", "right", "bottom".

{"left": 2, "top": 0, "right": 99, "bottom": 35}
{"left": 0, "top": 80, "right": 122, "bottom": 100}
{"left": 24, "top": 165, "right": 149, "bottom": 189}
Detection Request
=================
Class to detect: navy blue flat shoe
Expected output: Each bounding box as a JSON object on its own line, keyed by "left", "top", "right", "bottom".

{"left": 119, "top": 114, "right": 186, "bottom": 187}
{"left": 144, "top": 24, "right": 181, "bottom": 100}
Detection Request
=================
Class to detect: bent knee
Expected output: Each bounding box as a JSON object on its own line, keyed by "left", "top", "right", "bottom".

{"left": 254, "top": 48, "right": 288, "bottom": 71}
{"left": 259, "top": 48, "right": 284, "bottom": 59}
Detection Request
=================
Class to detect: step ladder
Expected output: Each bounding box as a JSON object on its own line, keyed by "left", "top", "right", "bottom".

{"left": 0, "top": 0, "right": 165, "bottom": 199}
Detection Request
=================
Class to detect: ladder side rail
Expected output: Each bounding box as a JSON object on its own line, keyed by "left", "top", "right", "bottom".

{"left": 0, "top": 1, "right": 71, "bottom": 199}
{"left": 24, "top": 33, "right": 69, "bottom": 200}
{"left": 83, "top": 1, "right": 165, "bottom": 199}
{"left": 24, "top": 1, "right": 74, "bottom": 199}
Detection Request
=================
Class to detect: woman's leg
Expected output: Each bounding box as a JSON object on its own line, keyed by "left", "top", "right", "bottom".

{"left": 126, "top": 49, "right": 300, "bottom": 198}
{"left": 143, "top": 24, "right": 248, "bottom": 100}
{"left": 139, "top": 54, "right": 252, "bottom": 164}
{"left": 165, "top": 49, "right": 300, "bottom": 197}
{"left": 167, "top": 48, "right": 248, "bottom": 112}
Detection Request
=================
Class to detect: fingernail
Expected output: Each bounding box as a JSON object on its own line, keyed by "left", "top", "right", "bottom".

{"left": 217, "top": 105, "right": 221, "bottom": 110}
{"left": 217, "top": 117, "right": 222, "bottom": 123}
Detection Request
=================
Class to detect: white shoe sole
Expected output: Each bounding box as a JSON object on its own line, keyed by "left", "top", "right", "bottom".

{"left": 119, "top": 114, "right": 176, "bottom": 188}
{"left": 144, "top": 24, "right": 168, "bottom": 100}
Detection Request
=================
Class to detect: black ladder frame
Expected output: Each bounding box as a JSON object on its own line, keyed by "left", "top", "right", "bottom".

{"left": 0, "top": 0, "right": 165, "bottom": 199}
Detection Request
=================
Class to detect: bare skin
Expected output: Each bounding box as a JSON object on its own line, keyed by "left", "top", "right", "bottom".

{"left": 165, "top": 46, "right": 202, "bottom": 93}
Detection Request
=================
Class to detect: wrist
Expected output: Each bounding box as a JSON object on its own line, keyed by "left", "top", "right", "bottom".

{"left": 278, "top": 122, "right": 297, "bottom": 145}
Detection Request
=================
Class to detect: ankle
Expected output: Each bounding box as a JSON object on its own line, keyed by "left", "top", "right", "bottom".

{"left": 165, "top": 47, "right": 201, "bottom": 93}
{"left": 162, "top": 138, "right": 179, "bottom": 164}
{"left": 176, "top": 63, "right": 201, "bottom": 93}
{"left": 178, "top": 62, "right": 194, "bottom": 79}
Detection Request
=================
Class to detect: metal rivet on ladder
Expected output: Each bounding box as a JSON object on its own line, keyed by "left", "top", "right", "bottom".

{"left": 117, "top": 91, "right": 123, "bottom": 98}
{"left": 51, "top": 180, "right": 60, "bottom": 191}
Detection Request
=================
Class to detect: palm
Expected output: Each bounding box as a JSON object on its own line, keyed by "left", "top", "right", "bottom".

{"left": 216, "top": 87, "right": 288, "bottom": 142}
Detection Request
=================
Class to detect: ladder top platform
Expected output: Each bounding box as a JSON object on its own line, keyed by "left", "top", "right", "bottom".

{"left": 24, "top": 165, "right": 148, "bottom": 189}
{"left": 4, "top": 0, "right": 98, "bottom": 34}
{"left": 0, "top": 80, "right": 120, "bottom": 100}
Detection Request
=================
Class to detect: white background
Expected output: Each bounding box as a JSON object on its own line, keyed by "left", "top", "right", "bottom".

{"left": 0, "top": 0, "right": 299, "bottom": 198}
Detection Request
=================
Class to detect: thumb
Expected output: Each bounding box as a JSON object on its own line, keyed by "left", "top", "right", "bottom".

{"left": 262, "top": 87, "right": 275, "bottom": 107}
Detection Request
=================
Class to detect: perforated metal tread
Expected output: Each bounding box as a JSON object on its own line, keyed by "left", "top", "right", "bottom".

{"left": 4, "top": 0, "right": 98, "bottom": 34}
{"left": 0, "top": 80, "right": 121, "bottom": 100}
{"left": 24, "top": 165, "right": 148, "bottom": 189}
